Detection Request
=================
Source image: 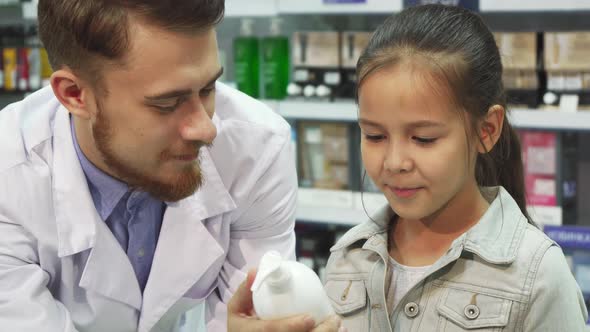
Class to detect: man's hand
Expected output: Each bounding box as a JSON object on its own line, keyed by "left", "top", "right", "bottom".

{"left": 227, "top": 269, "right": 345, "bottom": 332}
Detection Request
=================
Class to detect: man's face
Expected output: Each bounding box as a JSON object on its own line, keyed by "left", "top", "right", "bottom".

{"left": 87, "top": 18, "right": 222, "bottom": 202}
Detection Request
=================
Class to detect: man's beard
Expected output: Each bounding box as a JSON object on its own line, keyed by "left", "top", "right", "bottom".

{"left": 92, "top": 108, "right": 204, "bottom": 202}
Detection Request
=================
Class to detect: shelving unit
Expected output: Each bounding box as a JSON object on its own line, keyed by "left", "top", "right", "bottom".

{"left": 480, "top": 0, "right": 590, "bottom": 12}
{"left": 296, "top": 188, "right": 566, "bottom": 227}
{"left": 296, "top": 188, "right": 387, "bottom": 226}
{"left": 225, "top": 0, "right": 590, "bottom": 16}
{"left": 225, "top": 0, "right": 279, "bottom": 17}
{"left": 277, "top": 0, "right": 402, "bottom": 15}
{"left": 0, "top": 1, "right": 37, "bottom": 25}
{"left": 272, "top": 99, "right": 590, "bottom": 226}
{"left": 271, "top": 100, "right": 590, "bottom": 132}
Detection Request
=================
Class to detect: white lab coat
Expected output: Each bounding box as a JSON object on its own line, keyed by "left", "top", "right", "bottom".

{"left": 0, "top": 83, "right": 297, "bottom": 332}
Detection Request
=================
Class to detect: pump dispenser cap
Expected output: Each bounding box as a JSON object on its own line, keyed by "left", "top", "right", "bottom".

{"left": 251, "top": 251, "right": 291, "bottom": 292}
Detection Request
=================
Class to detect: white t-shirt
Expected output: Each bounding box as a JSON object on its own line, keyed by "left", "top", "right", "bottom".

{"left": 389, "top": 256, "right": 432, "bottom": 310}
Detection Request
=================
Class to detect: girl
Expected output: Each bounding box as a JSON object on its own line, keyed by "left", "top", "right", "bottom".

{"left": 324, "top": 4, "right": 588, "bottom": 331}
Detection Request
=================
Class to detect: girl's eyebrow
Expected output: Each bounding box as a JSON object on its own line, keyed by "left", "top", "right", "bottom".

{"left": 358, "top": 118, "right": 384, "bottom": 128}
{"left": 359, "top": 118, "right": 445, "bottom": 129}
{"left": 407, "top": 120, "right": 445, "bottom": 129}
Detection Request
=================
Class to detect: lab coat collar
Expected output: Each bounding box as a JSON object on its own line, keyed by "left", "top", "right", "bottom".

{"left": 51, "top": 106, "right": 144, "bottom": 309}
{"left": 53, "top": 105, "right": 99, "bottom": 257}
{"left": 53, "top": 106, "right": 238, "bottom": 318}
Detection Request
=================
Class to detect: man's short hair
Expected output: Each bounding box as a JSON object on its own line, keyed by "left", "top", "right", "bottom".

{"left": 38, "top": 0, "right": 224, "bottom": 91}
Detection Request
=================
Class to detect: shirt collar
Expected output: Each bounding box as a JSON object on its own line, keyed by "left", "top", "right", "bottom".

{"left": 331, "top": 187, "right": 528, "bottom": 265}
{"left": 70, "top": 118, "right": 129, "bottom": 221}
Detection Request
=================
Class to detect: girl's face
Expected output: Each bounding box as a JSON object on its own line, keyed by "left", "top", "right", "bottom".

{"left": 358, "top": 63, "right": 481, "bottom": 222}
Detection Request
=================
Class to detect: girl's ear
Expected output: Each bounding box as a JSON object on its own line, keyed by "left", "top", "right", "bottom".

{"left": 477, "top": 105, "right": 505, "bottom": 153}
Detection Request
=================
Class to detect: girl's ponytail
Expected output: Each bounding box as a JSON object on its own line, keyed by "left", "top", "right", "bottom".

{"left": 476, "top": 118, "right": 532, "bottom": 223}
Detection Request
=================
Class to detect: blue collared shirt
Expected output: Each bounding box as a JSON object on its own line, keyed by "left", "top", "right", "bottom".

{"left": 71, "top": 119, "right": 165, "bottom": 293}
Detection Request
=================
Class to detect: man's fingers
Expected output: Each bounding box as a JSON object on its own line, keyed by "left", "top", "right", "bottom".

{"left": 229, "top": 314, "right": 316, "bottom": 332}
{"left": 228, "top": 269, "right": 257, "bottom": 314}
{"left": 312, "top": 315, "right": 344, "bottom": 332}
{"left": 258, "top": 314, "right": 316, "bottom": 332}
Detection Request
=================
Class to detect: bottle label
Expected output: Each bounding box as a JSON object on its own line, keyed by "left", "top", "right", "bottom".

{"left": 324, "top": 72, "right": 341, "bottom": 85}
{"left": 294, "top": 69, "right": 310, "bottom": 82}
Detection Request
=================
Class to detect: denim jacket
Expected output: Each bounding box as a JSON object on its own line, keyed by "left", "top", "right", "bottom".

{"left": 325, "top": 187, "right": 589, "bottom": 331}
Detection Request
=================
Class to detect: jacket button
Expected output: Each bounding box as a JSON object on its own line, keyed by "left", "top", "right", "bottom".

{"left": 404, "top": 302, "right": 420, "bottom": 318}
{"left": 464, "top": 304, "right": 480, "bottom": 320}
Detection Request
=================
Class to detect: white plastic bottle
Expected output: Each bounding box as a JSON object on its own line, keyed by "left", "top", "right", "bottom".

{"left": 251, "top": 251, "right": 335, "bottom": 326}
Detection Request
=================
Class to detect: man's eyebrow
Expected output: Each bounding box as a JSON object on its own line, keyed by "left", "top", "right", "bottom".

{"left": 145, "top": 89, "right": 193, "bottom": 102}
{"left": 203, "top": 67, "right": 224, "bottom": 88}
{"left": 144, "top": 67, "right": 224, "bottom": 102}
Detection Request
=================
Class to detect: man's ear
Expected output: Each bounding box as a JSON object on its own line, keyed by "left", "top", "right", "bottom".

{"left": 477, "top": 104, "right": 505, "bottom": 154}
{"left": 50, "top": 69, "right": 94, "bottom": 120}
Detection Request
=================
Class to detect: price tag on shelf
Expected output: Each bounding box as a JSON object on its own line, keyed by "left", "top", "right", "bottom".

{"left": 22, "top": 0, "right": 38, "bottom": 19}
{"left": 559, "top": 94, "right": 579, "bottom": 113}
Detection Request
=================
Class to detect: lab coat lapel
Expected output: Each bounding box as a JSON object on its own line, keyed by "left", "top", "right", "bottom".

{"left": 52, "top": 106, "right": 142, "bottom": 310}
{"left": 78, "top": 220, "right": 143, "bottom": 310}
{"left": 139, "top": 146, "right": 237, "bottom": 331}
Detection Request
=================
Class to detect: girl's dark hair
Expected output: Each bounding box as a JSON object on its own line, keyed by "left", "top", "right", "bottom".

{"left": 357, "top": 4, "right": 532, "bottom": 223}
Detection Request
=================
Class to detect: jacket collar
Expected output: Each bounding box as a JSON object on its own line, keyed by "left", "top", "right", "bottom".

{"left": 331, "top": 187, "right": 528, "bottom": 265}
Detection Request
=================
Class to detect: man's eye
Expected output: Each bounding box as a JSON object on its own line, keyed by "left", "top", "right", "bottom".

{"left": 200, "top": 86, "right": 215, "bottom": 97}
{"left": 153, "top": 97, "right": 187, "bottom": 113}
{"left": 155, "top": 104, "right": 179, "bottom": 113}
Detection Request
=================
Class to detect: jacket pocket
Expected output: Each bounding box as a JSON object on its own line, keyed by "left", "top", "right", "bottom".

{"left": 436, "top": 286, "right": 513, "bottom": 331}
{"left": 325, "top": 279, "right": 369, "bottom": 331}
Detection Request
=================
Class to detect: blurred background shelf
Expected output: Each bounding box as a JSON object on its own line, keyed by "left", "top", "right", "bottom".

{"left": 225, "top": 0, "right": 590, "bottom": 16}
{"left": 296, "top": 188, "right": 387, "bottom": 226}
{"left": 272, "top": 100, "right": 590, "bottom": 131}
{"left": 277, "top": 0, "right": 402, "bottom": 15}
{"left": 480, "top": 0, "right": 590, "bottom": 12}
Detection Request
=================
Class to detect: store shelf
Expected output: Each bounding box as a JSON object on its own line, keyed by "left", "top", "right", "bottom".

{"left": 226, "top": 0, "right": 590, "bottom": 17}
{"left": 276, "top": 101, "right": 590, "bottom": 131}
{"left": 225, "top": 0, "right": 279, "bottom": 17}
{"left": 296, "top": 188, "right": 387, "bottom": 226}
{"left": 278, "top": 0, "right": 402, "bottom": 15}
{"left": 296, "top": 187, "right": 568, "bottom": 226}
{"left": 277, "top": 100, "right": 357, "bottom": 121}
{"left": 480, "top": 0, "right": 590, "bottom": 12}
{"left": 510, "top": 109, "right": 590, "bottom": 131}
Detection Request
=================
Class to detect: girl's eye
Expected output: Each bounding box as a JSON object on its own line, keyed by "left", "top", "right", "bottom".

{"left": 365, "top": 134, "right": 385, "bottom": 141}
{"left": 413, "top": 136, "right": 437, "bottom": 144}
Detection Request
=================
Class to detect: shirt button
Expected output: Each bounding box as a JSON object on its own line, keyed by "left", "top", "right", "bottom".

{"left": 464, "top": 304, "right": 480, "bottom": 320}
{"left": 404, "top": 302, "right": 420, "bottom": 318}
{"left": 138, "top": 248, "right": 145, "bottom": 257}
